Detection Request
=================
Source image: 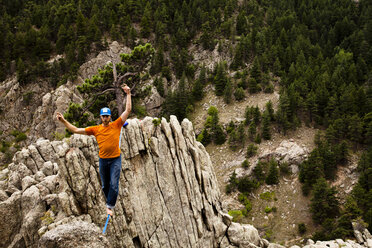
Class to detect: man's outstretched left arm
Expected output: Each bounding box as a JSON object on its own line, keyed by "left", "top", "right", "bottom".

{"left": 120, "top": 84, "right": 131, "bottom": 123}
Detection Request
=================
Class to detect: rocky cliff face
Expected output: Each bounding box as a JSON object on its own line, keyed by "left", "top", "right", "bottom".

{"left": 0, "top": 116, "right": 264, "bottom": 248}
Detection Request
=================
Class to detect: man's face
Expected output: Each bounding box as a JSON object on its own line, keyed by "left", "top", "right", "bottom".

{"left": 100, "top": 115, "right": 111, "bottom": 125}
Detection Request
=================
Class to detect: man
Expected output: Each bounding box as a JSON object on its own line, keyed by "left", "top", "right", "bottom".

{"left": 56, "top": 84, "right": 131, "bottom": 216}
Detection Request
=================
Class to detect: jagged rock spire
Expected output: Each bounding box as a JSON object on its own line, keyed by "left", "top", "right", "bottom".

{"left": 0, "top": 116, "right": 263, "bottom": 248}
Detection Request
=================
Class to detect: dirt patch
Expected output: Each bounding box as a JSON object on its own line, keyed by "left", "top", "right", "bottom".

{"left": 189, "top": 84, "right": 280, "bottom": 134}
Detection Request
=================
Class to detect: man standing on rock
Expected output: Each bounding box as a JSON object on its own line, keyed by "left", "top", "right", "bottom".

{"left": 56, "top": 84, "right": 131, "bottom": 216}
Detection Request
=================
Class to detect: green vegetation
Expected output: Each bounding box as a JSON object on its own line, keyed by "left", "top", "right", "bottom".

{"left": 225, "top": 170, "right": 260, "bottom": 195}
{"left": 265, "top": 159, "right": 279, "bottom": 185}
{"left": 2, "top": 0, "right": 372, "bottom": 239}
{"left": 197, "top": 106, "right": 226, "bottom": 145}
{"left": 241, "top": 159, "right": 249, "bottom": 169}
{"left": 298, "top": 223, "right": 307, "bottom": 234}
{"left": 264, "top": 229, "right": 273, "bottom": 241}
{"left": 229, "top": 122, "right": 245, "bottom": 150}
{"left": 238, "top": 193, "right": 252, "bottom": 213}
{"left": 11, "top": 130, "right": 27, "bottom": 142}
{"left": 246, "top": 144, "right": 258, "bottom": 158}
{"left": 264, "top": 206, "right": 273, "bottom": 213}
{"left": 53, "top": 131, "right": 65, "bottom": 141}
{"left": 152, "top": 118, "right": 161, "bottom": 126}
{"left": 260, "top": 191, "right": 275, "bottom": 201}
{"left": 228, "top": 209, "right": 244, "bottom": 222}
{"left": 40, "top": 211, "right": 54, "bottom": 225}
{"left": 279, "top": 162, "right": 291, "bottom": 175}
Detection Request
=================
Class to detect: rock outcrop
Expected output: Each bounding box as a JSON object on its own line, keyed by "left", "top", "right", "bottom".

{"left": 30, "top": 82, "right": 86, "bottom": 140}
{"left": 260, "top": 140, "right": 309, "bottom": 174}
{"left": 0, "top": 116, "right": 264, "bottom": 248}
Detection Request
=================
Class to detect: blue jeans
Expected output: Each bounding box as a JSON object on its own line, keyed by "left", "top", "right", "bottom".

{"left": 99, "top": 155, "right": 121, "bottom": 209}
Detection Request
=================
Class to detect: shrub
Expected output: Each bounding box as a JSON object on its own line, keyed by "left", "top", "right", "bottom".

{"left": 53, "top": 132, "right": 65, "bottom": 141}
{"left": 152, "top": 118, "right": 161, "bottom": 126}
{"left": 253, "top": 162, "right": 265, "bottom": 182}
{"left": 237, "top": 78, "right": 248, "bottom": 89}
{"left": 264, "top": 83, "right": 274, "bottom": 93}
{"left": 207, "top": 106, "right": 218, "bottom": 116}
{"left": 133, "top": 104, "right": 147, "bottom": 118}
{"left": 237, "top": 176, "right": 258, "bottom": 193}
{"left": 241, "top": 208, "right": 248, "bottom": 216}
{"left": 279, "top": 162, "right": 291, "bottom": 175}
{"left": 0, "top": 141, "right": 11, "bottom": 153}
{"left": 265, "top": 206, "right": 272, "bottom": 213}
{"left": 298, "top": 223, "right": 307, "bottom": 234}
{"left": 197, "top": 128, "right": 211, "bottom": 146}
{"left": 234, "top": 87, "right": 245, "bottom": 101}
{"left": 23, "top": 91, "right": 33, "bottom": 105}
{"left": 225, "top": 171, "right": 238, "bottom": 194}
{"left": 16, "top": 133, "right": 27, "bottom": 142}
{"left": 15, "top": 132, "right": 27, "bottom": 142}
{"left": 245, "top": 200, "right": 252, "bottom": 213}
{"left": 255, "top": 133, "right": 262, "bottom": 144}
{"left": 228, "top": 210, "right": 244, "bottom": 222}
{"left": 260, "top": 191, "right": 275, "bottom": 201}
{"left": 264, "top": 229, "right": 273, "bottom": 240}
{"left": 246, "top": 144, "right": 258, "bottom": 158}
{"left": 227, "top": 120, "right": 235, "bottom": 134}
{"left": 242, "top": 159, "right": 250, "bottom": 168}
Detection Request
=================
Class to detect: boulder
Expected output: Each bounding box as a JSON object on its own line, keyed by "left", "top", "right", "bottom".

{"left": 260, "top": 140, "right": 309, "bottom": 174}
{"left": 39, "top": 221, "right": 110, "bottom": 248}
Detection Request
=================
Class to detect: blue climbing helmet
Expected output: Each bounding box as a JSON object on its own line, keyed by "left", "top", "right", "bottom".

{"left": 100, "top": 107, "right": 111, "bottom": 116}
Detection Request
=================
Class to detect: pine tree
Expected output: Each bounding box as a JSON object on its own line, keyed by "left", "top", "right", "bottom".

{"left": 56, "top": 24, "right": 67, "bottom": 53}
{"left": 237, "top": 123, "right": 245, "bottom": 145}
{"left": 234, "top": 87, "right": 245, "bottom": 101}
{"left": 262, "top": 111, "right": 271, "bottom": 140}
{"left": 236, "top": 10, "right": 248, "bottom": 35}
{"left": 310, "top": 178, "right": 339, "bottom": 224}
{"left": 253, "top": 106, "right": 261, "bottom": 125}
{"left": 273, "top": 57, "right": 281, "bottom": 76}
{"left": 228, "top": 129, "right": 238, "bottom": 151}
{"left": 265, "top": 100, "right": 275, "bottom": 121}
{"left": 16, "top": 58, "right": 27, "bottom": 84}
{"left": 347, "top": 114, "right": 363, "bottom": 143}
{"left": 214, "top": 62, "right": 228, "bottom": 96}
{"left": 214, "top": 125, "right": 226, "bottom": 145}
{"left": 248, "top": 121, "right": 256, "bottom": 140}
{"left": 250, "top": 57, "right": 261, "bottom": 85}
{"left": 197, "top": 128, "right": 211, "bottom": 145}
{"left": 140, "top": 2, "right": 152, "bottom": 38}
{"left": 192, "top": 78, "right": 203, "bottom": 101}
{"left": 201, "top": 21, "right": 215, "bottom": 50}
{"left": 253, "top": 162, "right": 265, "bottom": 182}
{"left": 76, "top": 11, "right": 86, "bottom": 37}
{"left": 266, "top": 159, "right": 279, "bottom": 185}
{"left": 223, "top": 79, "right": 233, "bottom": 103}
{"left": 248, "top": 78, "right": 259, "bottom": 93}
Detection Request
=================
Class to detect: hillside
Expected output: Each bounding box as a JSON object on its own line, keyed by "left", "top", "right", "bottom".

{"left": 0, "top": 0, "right": 372, "bottom": 247}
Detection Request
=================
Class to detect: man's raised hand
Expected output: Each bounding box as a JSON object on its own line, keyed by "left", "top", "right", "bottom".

{"left": 56, "top": 112, "right": 65, "bottom": 122}
{"left": 122, "top": 84, "right": 131, "bottom": 94}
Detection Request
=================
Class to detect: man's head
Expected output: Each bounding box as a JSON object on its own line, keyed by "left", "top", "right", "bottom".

{"left": 100, "top": 107, "right": 111, "bottom": 125}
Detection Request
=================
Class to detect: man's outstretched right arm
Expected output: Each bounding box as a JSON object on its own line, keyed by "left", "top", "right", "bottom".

{"left": 56, "top": 112, "right": 87, "bottom": 135}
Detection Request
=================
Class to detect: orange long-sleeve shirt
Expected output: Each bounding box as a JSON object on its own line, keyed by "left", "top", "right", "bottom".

{"left": 85, "top": 117, "right": 124, "bottom": 158}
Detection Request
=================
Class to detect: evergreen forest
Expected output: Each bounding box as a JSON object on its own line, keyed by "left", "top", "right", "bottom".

{"left": 1, "top": 0, "right": 371, "bottom": 241}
